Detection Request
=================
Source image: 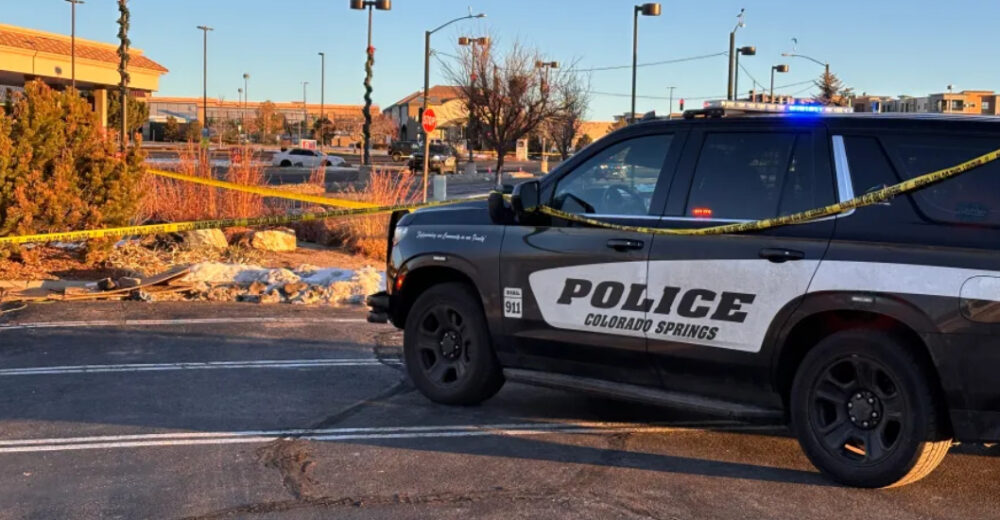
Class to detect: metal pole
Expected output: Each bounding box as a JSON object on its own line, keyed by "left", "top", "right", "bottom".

{"left": 68, "top": 0, "right": 83, "bottom": 89}
{"left": 770, "top": 67, "right": 775, "bottom": 103}
{"left": 422, "top": 30, "right": 431, "bottom": 202}
{"left": 727, "top": 31, "right": 735, "bottom": 100}
{"left": 197, "top": 26, "right": 212, "bottom": 135}
{"left": 361, "top": 4, "right": 374, "bottom": 166}
{"left": 320, "top": 53, "right": 325, "bottom": 122}
{"left": 667, "top": 86, "right": 675, "bottom": 119}
{"left": 630, "top": 7, "right": 639, "bottom": 123}
{"left": 734, "top": 51, "right": 740, "bottom": 101}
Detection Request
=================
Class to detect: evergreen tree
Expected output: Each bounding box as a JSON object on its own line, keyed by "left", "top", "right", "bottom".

{"left": 814, "top": 70, "right": 854, "bottom": 107}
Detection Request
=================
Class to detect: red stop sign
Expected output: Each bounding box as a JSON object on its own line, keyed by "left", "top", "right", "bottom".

{"left": 422, "top": 108, "right": 437, "bottom": 134}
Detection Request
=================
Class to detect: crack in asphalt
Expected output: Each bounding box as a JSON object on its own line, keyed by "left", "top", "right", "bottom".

{"left": 178, "top": 486, "right": 572, "bottom": 519}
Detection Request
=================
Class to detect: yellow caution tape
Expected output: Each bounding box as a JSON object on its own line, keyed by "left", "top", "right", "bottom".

{"left": 148, "top": 169, "right": 377, "bottom": 209}
{"left": 534, "top": 146, "right": 1000, "bottom": 236}
{"left": 0, "top": 195, "right": 487, "bottom": 245}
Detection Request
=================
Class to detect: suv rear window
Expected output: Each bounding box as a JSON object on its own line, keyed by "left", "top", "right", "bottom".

{"left": 684, "top": 132, "right": 830, "bottom": 220}
{"left": 881, "top": 134, "right": 1000, "bottom": 226}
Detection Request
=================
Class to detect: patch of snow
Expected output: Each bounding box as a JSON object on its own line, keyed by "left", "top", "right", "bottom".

{"left": 180, "top": 261, "right": 385, "bottom": 305}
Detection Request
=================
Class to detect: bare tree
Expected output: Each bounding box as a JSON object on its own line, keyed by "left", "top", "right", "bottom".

{"left": 448, "top": 39, "right": 573, "bottom": 185}
{"left": 543, "top": 74, "right": 589, "bottom": 160}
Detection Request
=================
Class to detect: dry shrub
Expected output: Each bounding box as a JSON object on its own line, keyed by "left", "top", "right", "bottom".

{"left": 142, "top": 145, "right": 268, "bottom": 222}
{"left": 333, "top": 168, "right": 418, "bottom": 261}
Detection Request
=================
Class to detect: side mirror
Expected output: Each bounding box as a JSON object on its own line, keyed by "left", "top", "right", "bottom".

{"left": 511, "top": 180, "right": 540, "bottom": 218}
{"left": 488, "top": 191, "right": 513, "bottom": 225}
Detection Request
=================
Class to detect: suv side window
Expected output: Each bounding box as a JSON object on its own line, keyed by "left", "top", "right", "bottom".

{"left": 684, "top": 132, "right": 827, "bottom": 220}
{"left": 552, "top": 134, "right": 672, "bottom": 216}
{"left": 882, "top": 134, "right": 1000, "bottom": 226}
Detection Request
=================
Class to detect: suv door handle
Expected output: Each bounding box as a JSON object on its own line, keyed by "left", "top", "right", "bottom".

{"left": 759, "top": 248, "right": 805, "bottom": 263}
{"left": 606, "top": 238, "right": 645, "bottom": 251}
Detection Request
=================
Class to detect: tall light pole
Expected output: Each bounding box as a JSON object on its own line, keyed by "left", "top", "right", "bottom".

{"left": 782, "top": 52, "right": 829, "bottom": 76}
{"left": 536, "top": 60, "right": 558, "bottom": 173}
{"left": 196, "top": 25, "right": 213, "bottom": 137}
{"left": 350, "top": 0, "right": 392, "bottom": 167}
{"left": 631, "top": 3, "right": 661, "bottom": 123}
{"left": 301, "top": 81, "right": 309, "bottom": 141}
{"left": 770, "top": 64, "right": 789, "bottom": 102}
{"left": 66, "top": 0, "right": 84, "bottom": 90}
{"left": 666, "top": 86, "right": 676, "bottom": 119}
{"left": 733, "top": 45, "right": 756, "bottom": 100}
{"left": 318, "top": 52, "right": 326, "bottom": 124}
{"left": 242, "top": 73, "right": 249, "bottom": 142}
{"left": 727, "top": 8, "right": 746, "bottom": 101}
{"left": 419, "top": 12, "right": 485, "bottom": 201}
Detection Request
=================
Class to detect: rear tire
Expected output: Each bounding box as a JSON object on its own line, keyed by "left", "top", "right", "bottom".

{"left": 404, "top": 282, "right": 505, "bottom": 405}
{"left": 790, "top": 330, "right": 951, "bottom": 488}
{"left": 280, "top": 160, "right": 292, "bottom": 167}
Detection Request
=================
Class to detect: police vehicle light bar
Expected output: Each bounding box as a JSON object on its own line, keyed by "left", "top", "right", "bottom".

{"left": 703, "top": 100, "right": 853, "bottom": 114}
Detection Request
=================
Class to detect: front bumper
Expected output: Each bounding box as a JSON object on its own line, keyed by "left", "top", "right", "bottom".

{"left": 366, "top": 291, "right": 390, "bottom": 324}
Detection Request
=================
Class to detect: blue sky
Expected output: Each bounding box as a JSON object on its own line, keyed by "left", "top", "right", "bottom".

{"left": 4, "top": 0, "right": 998, "bottom": 120}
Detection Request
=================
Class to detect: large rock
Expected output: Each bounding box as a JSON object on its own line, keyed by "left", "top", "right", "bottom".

{"left": 183, "top": 229, "right": 228, "bottom": 250}
{"left": 250, "top": 228, "right": 297, "bottom": 252}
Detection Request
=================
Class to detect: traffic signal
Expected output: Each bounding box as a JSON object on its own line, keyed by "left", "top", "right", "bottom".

{"left": 679, "top": 98, "right": 685, "bottom": 111}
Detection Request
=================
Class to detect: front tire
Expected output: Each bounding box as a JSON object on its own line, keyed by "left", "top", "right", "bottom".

{"left": 404, "top": 282, "right": 505, "bottom": 405}
{"left": 791, "top": 330, "right": 951, "bottom": 488}
{"left": 279, "top": 159, "right": 292, "bottom": 167}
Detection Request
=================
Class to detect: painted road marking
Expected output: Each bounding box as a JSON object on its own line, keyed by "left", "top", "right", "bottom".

{"left": 0, "top": 316, "right": 368, "bottom": 331}
{"left": 0, "top": 358, "right": 399, "bottom": 376}
{"left": 0, "top": 421, "right": 778, "bottom": 454}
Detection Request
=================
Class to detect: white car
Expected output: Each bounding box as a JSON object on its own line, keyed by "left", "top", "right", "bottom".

{"left": 272, "top": 148, "right": 346, "bottom": 168}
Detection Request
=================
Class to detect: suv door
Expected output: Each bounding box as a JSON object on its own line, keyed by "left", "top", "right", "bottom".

{"left": 645, "top": 121, "right": 838, "bottom": 407}
{"left": 499, "top": 127, "right": 685, "bottom": 385}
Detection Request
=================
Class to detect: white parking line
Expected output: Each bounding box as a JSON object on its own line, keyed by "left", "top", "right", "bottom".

{"left": 0, "top": 316, "right": 368, "bottom": 331}
{"left": 0, "top": 358, "right": 398, "bottom": 376}
{"left": 0, "top": 421, "right": 772, "bottom": 454}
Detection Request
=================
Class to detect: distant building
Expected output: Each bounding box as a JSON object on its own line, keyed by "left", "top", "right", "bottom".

{"left": 383, "top": 85, "right": 463, "bottom": 142}
{"left": 856, "top": 90, "right": 999, "bottom": 115}
{"left": 0, "top": 23, "right": 168, "bottom": 129}
{"left": 852, "top": 95, "right": 894, "bottom": 113}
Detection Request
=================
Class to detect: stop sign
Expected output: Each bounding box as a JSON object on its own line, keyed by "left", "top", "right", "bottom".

{"left": 422, "top": 108, "right": 437, "bottom": 134}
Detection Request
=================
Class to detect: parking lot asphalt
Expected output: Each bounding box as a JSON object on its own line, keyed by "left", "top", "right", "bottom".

{"left": 0, "top": 302, "right": 997, "bottom": 519}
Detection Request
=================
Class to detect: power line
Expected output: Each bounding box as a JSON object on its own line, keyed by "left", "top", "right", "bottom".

{"left": 569, "top": 51, "right": 728, "bottom": 73}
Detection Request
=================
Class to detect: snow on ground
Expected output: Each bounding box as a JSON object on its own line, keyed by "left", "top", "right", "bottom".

{"left": 182, "top": 262, "right": 384, "bottom": 304}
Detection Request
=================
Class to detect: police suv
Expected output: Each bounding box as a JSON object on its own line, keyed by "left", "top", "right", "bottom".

{"left": 368, "top": 102, "right": 1000, "bottom": 488}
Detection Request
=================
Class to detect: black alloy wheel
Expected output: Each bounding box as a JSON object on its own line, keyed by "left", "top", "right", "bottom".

{"left": 403, "top": 283, "right": 504, "bottom": 405}
{"left": 791, "top": 330, "right": 951, "bottom": 488}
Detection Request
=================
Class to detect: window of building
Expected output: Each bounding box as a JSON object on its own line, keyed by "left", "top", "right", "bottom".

{"left": 951, "top": 100, "right": 964, "bottom": 110}
{"left": 684, "top": 132, "right": 832, "bottom": 220}
{"left": 553, "top": 134, "right": 672, "bottom": 216}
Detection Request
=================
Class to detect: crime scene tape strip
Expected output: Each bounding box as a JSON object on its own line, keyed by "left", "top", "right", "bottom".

{"left": 0, "top": 196, "right": 487, "bottom": 246}
{"left": 148, "top": 169, "right": 377, "bottom": 209}
{"left": 533, "top": 146, "right": 1000, "bottom": 236}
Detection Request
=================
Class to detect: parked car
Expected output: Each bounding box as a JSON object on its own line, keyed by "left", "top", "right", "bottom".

{"left": 389, "top": 140, "right": 419, "bottom": 162}
{"left": 408, "top": 144, "right": 458, "bottom": 174}
{"left": 272, "top": 148, "right": 346, "bottom": 168}
{"left": 370, "top": 108, "right": 1000, "bottom": 488}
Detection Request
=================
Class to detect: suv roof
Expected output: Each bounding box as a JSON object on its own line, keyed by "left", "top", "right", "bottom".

{"left": 632, "top": 112, "right": 1000, "bottom": 134}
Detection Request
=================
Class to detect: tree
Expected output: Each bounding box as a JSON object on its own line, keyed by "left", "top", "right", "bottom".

{"left": 543, "top": 74, "right": 589, "bottom": 160}
{"left": 164, "top": 116, "right": 181, "bottom": 141}
{"left": 254, "top": 101, "right": 285, "bottom": 144}
{"left": 448, "top": 39, "right": 574, "bottom": 184}
{"left": 108, "top": 95, "right": 148, "bottom": 136}
{"left": 575, "top": 133, "right": 593, "bottom": 150}
{"left": 814, "top": 70, "right": 854, "bottom": 107}
{"left": 370, "top": 113, "right": 398, "bottom": 148}
{"left": 183, "top": 119, "right": 203, "bottom": 142}
{"left": 314, "top": 117, "right": 336, "bottom": 144}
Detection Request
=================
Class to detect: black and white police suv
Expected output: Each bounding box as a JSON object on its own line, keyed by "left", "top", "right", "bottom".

{"left": 368, "top": 103, "right": 1000, "bottom": 488}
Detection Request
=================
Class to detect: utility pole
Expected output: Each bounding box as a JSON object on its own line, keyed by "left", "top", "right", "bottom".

{"left": 318, "top": 52, "right": 325, "bottom": 123}
{"left": 631, "top": 3, "right": 661, "bottom": 123}
{"left": 301, "top": 81, "right": 309, "bottom": 141}
{"left": 242, "top": 73, "right": 249, "bottom": 142}
{"left": 66, "top": 0, "right": 84, "bottom": 90}
{"left": 197, "top": 26, "right": 213, "bottom": 137}
{"left": 667, "top": 86, "right": 676, "bottom": 119}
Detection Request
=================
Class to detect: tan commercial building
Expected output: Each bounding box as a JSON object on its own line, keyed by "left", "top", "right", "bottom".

{"left": 383, "top": 85, "right": 464, "bottom": 142}
{"left": 0, "top": 23, "right": 168, "bottom": 128}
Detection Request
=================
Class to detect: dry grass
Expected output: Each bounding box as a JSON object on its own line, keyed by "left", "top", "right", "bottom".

{"left": 142, "top": 145, "right": 268, "bottom": 222}
{"left": 333, "top": 168, "right": 418, "bottom": 260}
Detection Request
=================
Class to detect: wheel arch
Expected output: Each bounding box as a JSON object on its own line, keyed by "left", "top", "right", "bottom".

{"left": 392, "top": 257, "right": 487, "bottom": 331}
{"left": 768, "top": 293, "right": 949, "bottom": 425}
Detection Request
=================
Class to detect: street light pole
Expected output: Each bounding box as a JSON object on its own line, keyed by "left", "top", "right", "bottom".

{"left": 733, "top": 45, "right": 756, "bottom": 101}
{"left": 66, "top": 0, "right": 84, "bottom": 90}
{"left": 631, "top": 3, "right": 661, "bottom": 123}
{"left": 197, "top": 26, "right": 213, "bottom": 137}
{"left": 350, "top": 0, "right": 392, "bottom": 167}
{"left": 318, "top": 52, "right": 325, "bottom": 125}
{"left": 727, "top": 8, "right": 745, "bottom": 101}
{"left": 420, "top": 12, "right": 485, "bottom": 202}
{"left": 301, "top": 81, "right": 309, "bottom": 141}
{"left": 242, "top": 73, "right": 249, "bottom": 142}
{"left": 536, "top": 60, "right": 558, "bottom": 173}
{"left": 770, "top": 64, "right": 789, "bottom": 102}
